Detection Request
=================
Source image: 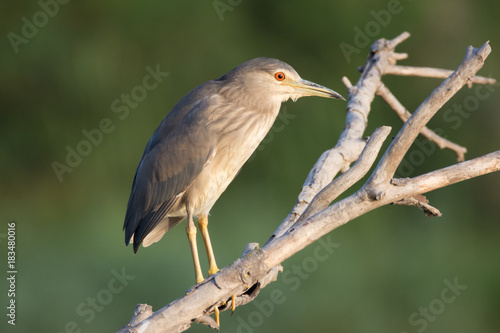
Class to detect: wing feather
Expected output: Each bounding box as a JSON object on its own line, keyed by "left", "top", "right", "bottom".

{"left": 123, "top": 84, "right": 220, "bottom": 252}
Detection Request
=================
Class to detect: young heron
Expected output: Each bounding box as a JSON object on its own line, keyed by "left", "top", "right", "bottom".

{"left": 123, "top": 57, "right": 344, "bottom": 323}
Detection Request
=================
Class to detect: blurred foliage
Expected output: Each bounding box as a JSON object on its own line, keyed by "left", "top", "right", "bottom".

{"left": 1, "top": 0, "right": 500, "bottom": 332}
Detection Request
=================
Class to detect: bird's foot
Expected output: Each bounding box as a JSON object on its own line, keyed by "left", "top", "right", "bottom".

{"left": 207, "top": 266, "right": 220, "bottom": 326}
{"left": 231, "top": 294, "right": 236, "bottom": 313}
{"left": 195, "top": 273, "right": 205, "bottom": 284}
{"left": 214, "top": 307, "right": 220, "bottom": 327}
{"left": 208, "top": 264, "right": 219, "bottom": 277}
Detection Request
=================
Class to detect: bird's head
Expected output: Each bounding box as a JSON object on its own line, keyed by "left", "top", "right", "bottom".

{"left": 217, "top": 57, "right": 345, "bottom": 108}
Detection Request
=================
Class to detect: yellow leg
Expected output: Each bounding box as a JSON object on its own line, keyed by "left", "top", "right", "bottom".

{"left": 198, "top": 214, "right": 220, "bottom": 326}
{"left": 198, "top": 214, "right": 219, "bottom": 276}
{"left": 186, "top": 211, "right": 204, "bottom": 284}
{"left": 214, "top": 307, "right": 220, "bottom": 327}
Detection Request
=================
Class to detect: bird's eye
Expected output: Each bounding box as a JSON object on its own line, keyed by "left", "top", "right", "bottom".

{"left": 275, "top": 72, "right": 286, "bottom": 81}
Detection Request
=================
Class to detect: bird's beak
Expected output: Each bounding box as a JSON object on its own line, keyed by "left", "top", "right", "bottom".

{"left": 287, "top": 79, "right": 346, "bottom": 101}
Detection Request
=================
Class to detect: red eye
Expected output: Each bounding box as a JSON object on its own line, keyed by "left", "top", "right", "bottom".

{"left": 275, "top": 72, "right": 286, "bottom": 81}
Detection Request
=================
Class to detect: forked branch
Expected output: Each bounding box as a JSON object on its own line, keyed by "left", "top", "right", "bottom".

{"left": 376, "top": 83, "right": 468, "bottom": 161}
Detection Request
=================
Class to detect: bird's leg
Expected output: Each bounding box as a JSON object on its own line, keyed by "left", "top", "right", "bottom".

{"left": 198, "top": 214, "right": 221, "bottom": 326}
{"left": 186, "top": 210, "right": 204, "bottom": 284}
{"left": 198, "top": 214, "right": 219, "bottom": 276}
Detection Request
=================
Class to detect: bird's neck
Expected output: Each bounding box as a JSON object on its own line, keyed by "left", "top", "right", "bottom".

{"left": 218, "top": 79, "right": 283, "bottom": 115}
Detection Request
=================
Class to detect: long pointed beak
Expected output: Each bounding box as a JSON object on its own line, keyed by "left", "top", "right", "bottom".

{"left": 289, "top": 79, "right": 346, "bottom": 101}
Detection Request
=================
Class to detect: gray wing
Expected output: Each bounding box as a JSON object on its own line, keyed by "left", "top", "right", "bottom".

{"left": 123, "top": 84, "right": 220, "bottom": 253}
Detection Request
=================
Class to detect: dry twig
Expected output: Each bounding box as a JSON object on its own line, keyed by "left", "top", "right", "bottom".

{"left": 376, "top": 83, "right": 468, "bottom": 161}
{"left": 385, "top": 65, "right": 496, "bottom": 86}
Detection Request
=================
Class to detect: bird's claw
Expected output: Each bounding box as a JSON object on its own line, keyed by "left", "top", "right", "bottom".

{"left": 231, "top": 294, "right": 236, "bottom": 313}
{"left": 214, "top": 307, "right": 220, "bottom": 327}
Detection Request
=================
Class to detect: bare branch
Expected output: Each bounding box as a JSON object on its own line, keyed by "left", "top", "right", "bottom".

{"left": 297, "top": 125, "right": 391, "bottom": 223}
{"left": 385, "top": 31, "right": 411, "bottom": 49}
{"left": 271, "top": 32, "right": 411, "bottom": 239}
{"left": 263, "top": 151, "right": 500, "bottom": 270}
{"left": 367, "top": 42, "right": 491, "bottom": 188}
{"left": 120, "top": 304, "right": 154, "bottom": 332}
{"left": 385, "top": 65, "right": 496, "bottom": 86}
{"left": 391, "top": 195, "right": 442, "bottom": 217}
{"left": 376, "top": 83, "right": 467, "bottom": 161}
{"left": 400, "top": 150, "right": 500, "bottom": 195}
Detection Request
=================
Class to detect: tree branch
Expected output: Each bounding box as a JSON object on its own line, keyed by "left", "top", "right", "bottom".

{"left": 296, "top": 125, "right": 391, "bottom": 224}
{"left": 376, "top": 83, "right": 467, "bottom": 161}
{"left": 385, "top": 65, "right": 496, "bottom": 86}
{"left": 117, "top": 33, "right": 498, "bottom": 333}
{"left": 367, "top": 42, "right": 491, "bottom": 190}
{"left": 391, "top": 195, "right": 442, "bottom": 217}
{"left": 271, "top": 32, "right": 411, "bottom": 239}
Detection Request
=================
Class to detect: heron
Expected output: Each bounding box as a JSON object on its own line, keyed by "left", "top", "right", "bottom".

{"left": 123, "top": 57, "right": 344, "bottom": 324}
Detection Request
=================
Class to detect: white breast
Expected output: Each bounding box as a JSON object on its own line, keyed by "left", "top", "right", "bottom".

{"left": 189, "top": 105, "right": 280, "bottom": 215}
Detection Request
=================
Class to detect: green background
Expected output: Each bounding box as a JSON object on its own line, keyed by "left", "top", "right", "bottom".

{"left": 1, "top": 0, "right": 499, "bottom": 332}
